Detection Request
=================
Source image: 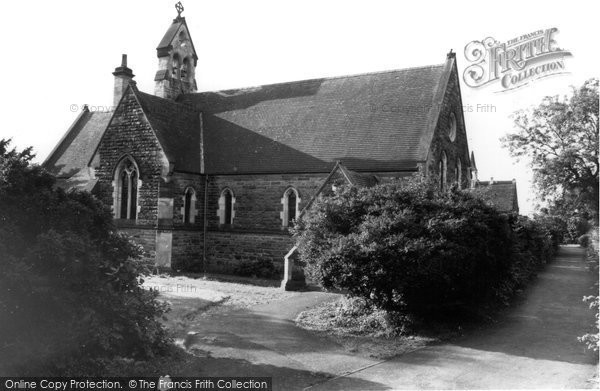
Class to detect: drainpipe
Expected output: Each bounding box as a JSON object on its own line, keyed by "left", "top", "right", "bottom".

{"left": 203, "top": 175, "right": 208, "bottom": 277}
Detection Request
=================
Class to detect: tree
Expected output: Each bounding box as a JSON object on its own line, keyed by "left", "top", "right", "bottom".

{"left": 502, "top": 79, "right": 599, "bottom": 219}
{"left": 0, "top": 139, "right": 169, "bottom": 375}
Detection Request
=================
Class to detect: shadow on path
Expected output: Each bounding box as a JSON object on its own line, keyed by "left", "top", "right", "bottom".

{"left": 311, "top": 246, "right": 599, "bottom": 390}
{"left": 453, "top": 245, "right": 597, "bottom": 365}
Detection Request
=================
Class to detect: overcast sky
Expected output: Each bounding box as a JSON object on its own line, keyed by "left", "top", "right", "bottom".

{"left": 0, "top": 0, "right": 597, "bottom": 215}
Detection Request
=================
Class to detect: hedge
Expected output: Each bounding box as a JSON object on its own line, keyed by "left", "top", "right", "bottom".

{"left": 293, "top": 177, "right": 557, "bottom": 318}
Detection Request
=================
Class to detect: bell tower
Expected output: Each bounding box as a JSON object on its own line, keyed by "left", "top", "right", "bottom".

{"left": 154, "top": 2, "right": 198, "bottom": 100}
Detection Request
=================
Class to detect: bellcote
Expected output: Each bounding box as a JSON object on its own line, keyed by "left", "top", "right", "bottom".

{"left": 154, "top": 3, "right": 198, "bottom": 99}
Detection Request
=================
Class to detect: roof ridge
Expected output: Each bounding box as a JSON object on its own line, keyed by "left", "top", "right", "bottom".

{"left": 188, "top": 62, "right": 447, "bottom": 96}
{"left": 135, "top": 88, "right": 198, "bottom": 111}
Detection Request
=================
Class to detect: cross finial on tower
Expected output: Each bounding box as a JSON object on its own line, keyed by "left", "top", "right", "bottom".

{"left": 175, "top": 2, "right": 184, "bottom": 18}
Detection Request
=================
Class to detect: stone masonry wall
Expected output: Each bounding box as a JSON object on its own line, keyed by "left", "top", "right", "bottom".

{"left": 201, "top": 173, "right": 327, "bottom": 276}
{"left": 427, "top": 65, "right": 471, "bottom": 189}
{"left": 94, "top": 88, "right": 168, "bottom": 225}
{"left": 172, "top": 229, "right": 204, "bottom": 271}
{"left": 205, "top": 231, "right": 293, "bottom": 275}
{"left": 167, "top": 172, "right": 206, "bottom": 228}
{"left": 206, "top": 173, "right": 328, "bottom": 231}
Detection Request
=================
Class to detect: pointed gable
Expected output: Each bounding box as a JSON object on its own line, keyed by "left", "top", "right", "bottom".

{"left": 156, "top": 16, "right": 198, "bottom": 61}
{"left": 133, "top": 88, "right": 202, "bottom": 173}
{"left": 301, "top": 162, "right": 383, "bottom": 214}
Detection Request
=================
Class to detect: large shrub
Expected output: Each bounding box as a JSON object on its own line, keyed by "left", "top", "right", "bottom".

{"left": 293, "top": 178, "right": 520, "bottom": 317}
{"left": 0, "top": 140, "right": 169, "bottom": 375}
{"left": 294, "top": 177, "right": 556, "bottom": 319}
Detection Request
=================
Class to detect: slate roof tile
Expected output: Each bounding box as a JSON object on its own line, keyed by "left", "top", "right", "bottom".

{"left": 476, "top": 180, "right": 519, "bottom": 213}
{"left": 133, "top": 88, "right": 201, "bottom": 173}
{"left": 43, "top": 109, "right": 112, "bottom": 178}
{"left": 178, "top": 63, "right": 448, "bottom": 174}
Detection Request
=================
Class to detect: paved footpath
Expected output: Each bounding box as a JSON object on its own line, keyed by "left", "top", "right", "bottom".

{"left": 187, "top": 246, "right": 599, "bottom": 390}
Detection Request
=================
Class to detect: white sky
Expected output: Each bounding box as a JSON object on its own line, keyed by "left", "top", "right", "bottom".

{"left": 0, "top": 0, "right": 598, "bottom": 215}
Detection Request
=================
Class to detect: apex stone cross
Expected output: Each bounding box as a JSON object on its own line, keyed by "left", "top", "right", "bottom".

{"left": 175, "top": 2, "right": 184, "bottom": 18}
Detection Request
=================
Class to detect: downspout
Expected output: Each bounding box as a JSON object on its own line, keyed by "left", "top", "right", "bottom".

{"left": 199, "top": 112, "right": 208, "bottom": 277}
{"left": 203, "top": 175, "right": 208, "bottom": 277}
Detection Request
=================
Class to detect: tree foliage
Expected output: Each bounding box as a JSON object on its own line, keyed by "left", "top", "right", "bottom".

{"left": 502, "top": 78, "right": 599, "bottom": 218}
{"left": 0, "top": 139, "right": 169, "bottom": 375}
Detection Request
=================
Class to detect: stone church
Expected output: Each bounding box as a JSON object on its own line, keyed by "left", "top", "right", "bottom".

{"left": 44, "top": 7, "right": 517, "bottom": 281}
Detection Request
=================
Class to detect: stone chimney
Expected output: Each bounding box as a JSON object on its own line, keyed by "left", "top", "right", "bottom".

{"left": 112, "top": 54, "right": 135, "bottom": 107}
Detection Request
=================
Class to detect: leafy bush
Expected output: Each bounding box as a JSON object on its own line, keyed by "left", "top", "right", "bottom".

{"left": 293, "top": 177, "right": 556, "bottom": 319}
{"left": 495, "top": 215, "right": 556, "bottom": 305}
{"left": 579, "top": 234, "right": 591, "bottom": 248}
{"left": 0, "top": 140, "right": 169, "bottom": 375}
{"left": 579, "top": 295, "right": 599, "bottom": 352}
{"left": 586, "top": 232, "right": 600, "bottom": 270}
{"left": 579, "top": 227, "right": 599, "bottom": 352}
{"left": 294, "top": 178, "right": 524, "bottom": 318}
{"left": 532, "top": 213, "right": 568, "bottom": 247}
{"left": 567, "top": 216, "right": 590, "bottom": 243}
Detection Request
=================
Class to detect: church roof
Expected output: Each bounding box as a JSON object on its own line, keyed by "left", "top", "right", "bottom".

{"left": 43, "top": 108, "right": 112, "bottom": 178}
{"left": 337, "top": 164, "right": 379, "bottom": 187}
{"left": 475, "top": 180, "right": 519, "bottom": 213}
{"left": 45, "top": 55, "right": 456, "bottom": 179}
{"left": 178, "top": 59, "right": 451, "bottom": 174}
{"left": 134, "top": 88, "right": 202, "bottom": 173}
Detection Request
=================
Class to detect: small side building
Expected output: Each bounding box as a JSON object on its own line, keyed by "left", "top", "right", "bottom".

{"left": 475, "top": 179, "right": 520, "bottom": 214}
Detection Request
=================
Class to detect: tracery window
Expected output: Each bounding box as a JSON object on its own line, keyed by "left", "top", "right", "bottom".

{"left": 114, "top": 157, "right": 139, "bottom": 220}
{"left": 439, "top": 151, "right": 447, "bottom": 191}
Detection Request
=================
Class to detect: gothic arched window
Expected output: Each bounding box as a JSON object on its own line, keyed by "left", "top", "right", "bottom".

{"left": 114, "top": 156, "right": 139, "bottom": 220}
{"left": 281, "top": 188, "right": 300, "bottom": 227}
{"left": 439, "top": 151, "right": 447, "bottom": 191}
{"left": 218, "top": 188, "right": 235, "bottom": 225}
{"left": 183, "top": 187, "right": 197, "bottom": 224}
